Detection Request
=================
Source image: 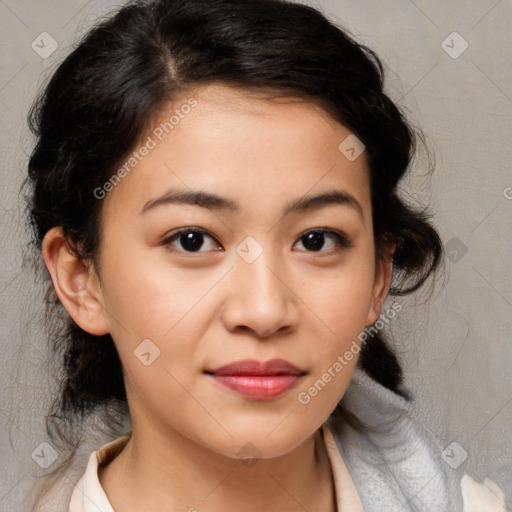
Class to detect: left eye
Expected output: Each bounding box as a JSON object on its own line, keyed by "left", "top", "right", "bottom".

{"left": 163, "top": 228, "right": 220, "bottom": 253}
{"left": 293, "top": 230, "right": 351, "bottom": 253}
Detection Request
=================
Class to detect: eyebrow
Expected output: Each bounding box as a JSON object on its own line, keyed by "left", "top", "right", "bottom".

{"left": 141, "top": 188, "right": 364, "bottom": 221}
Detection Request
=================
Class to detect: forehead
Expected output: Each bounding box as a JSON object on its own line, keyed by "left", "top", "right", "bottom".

{"left": 102, "top": 83, "right": 371, "bottom": 220}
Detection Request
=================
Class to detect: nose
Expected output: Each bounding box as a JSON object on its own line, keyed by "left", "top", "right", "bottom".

{"left": 220, "top": 250, "right": 299, "bottom": 339}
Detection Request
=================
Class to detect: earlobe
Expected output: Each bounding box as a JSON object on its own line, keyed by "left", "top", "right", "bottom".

{"left": 365, "top": 243, "right": 396, "bottom": 326}
{"left": 42, "top": 227, "right": 110, "bottom": 336}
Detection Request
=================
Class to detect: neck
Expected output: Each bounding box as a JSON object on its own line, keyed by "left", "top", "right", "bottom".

{"left": 99, "top": 421, "right": 336, "bottom": 512}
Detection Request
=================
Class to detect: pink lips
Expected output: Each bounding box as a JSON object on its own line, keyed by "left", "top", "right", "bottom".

{"left": 206, "top": 359, "right": 305, "bottom": 400}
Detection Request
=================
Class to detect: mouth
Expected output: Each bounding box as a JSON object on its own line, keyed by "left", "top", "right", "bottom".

{"left": 205, "top": 359, "right": 306, "bottom": 400}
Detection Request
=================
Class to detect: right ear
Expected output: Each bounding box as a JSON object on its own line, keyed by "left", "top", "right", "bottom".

{"left": 42, "top": 227, "right": 110, "bottom": 336}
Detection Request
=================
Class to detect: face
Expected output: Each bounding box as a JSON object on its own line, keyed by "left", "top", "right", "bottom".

{"left": 65, "top": 84, "right": 392, "bottom": 459}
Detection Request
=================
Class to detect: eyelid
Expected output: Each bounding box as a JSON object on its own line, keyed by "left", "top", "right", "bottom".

{"left": 293, "top": 228, "right": 353, "bottom": 252}
{"left": 161, "top": 227, "right": 222, "bottom": 252}
{"left": 162, "top": 226, "right": 213, "bottom": 241}
{"left": 304, "top": 227, "right": 352, "bottom": 244}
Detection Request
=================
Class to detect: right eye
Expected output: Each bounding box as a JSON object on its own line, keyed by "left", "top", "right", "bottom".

{"left": 162, "top": 228, "right": 222, "bottom": 253}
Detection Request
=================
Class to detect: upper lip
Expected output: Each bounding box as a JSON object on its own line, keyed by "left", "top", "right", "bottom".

{"left": 207, "top": 359, "right": 305, "bottom": 376}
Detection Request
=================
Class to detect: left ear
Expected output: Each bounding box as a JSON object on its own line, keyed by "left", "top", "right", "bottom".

{"left": 365, "top": 242, "right": 396, "bottom": 326}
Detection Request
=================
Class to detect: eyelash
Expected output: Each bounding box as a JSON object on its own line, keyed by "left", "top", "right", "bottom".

{"left": 161, "top": 227, "right": 353, "bottom": 255}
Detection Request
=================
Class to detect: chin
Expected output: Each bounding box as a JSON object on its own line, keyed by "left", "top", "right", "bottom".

{"left": 201, "top": 418, "right": 317, "bottom": 462}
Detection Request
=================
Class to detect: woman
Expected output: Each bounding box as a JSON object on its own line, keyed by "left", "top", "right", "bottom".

{"left": 24, "top": 0, "right": 505, "bottom": 510}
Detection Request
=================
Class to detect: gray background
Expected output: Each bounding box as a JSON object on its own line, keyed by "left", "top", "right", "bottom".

{"left": 1, "top": 0, "right": 511, "bottom": 510}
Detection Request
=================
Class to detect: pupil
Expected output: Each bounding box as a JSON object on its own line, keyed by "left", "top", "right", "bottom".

{"left": 181, "top": 232, "right": 203, "bottom": 251}
{"left": 303, "top": 232, "right": 324, "bottom": 251}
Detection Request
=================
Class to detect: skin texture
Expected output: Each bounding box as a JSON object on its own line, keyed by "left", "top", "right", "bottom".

{"left": 42, "top": 83, "right": 394, "bottom": 511}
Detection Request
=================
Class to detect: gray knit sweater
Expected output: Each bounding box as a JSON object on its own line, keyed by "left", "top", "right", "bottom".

{"left": 328, "top": 367, "right": 465, "bottom": 511}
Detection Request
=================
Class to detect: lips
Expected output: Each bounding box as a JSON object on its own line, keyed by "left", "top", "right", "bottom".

{"left": 206, "top": 359, "right": 305, "bottom": 400}
{"left": 208, "top": 359, "right": 304, "bottom": 376}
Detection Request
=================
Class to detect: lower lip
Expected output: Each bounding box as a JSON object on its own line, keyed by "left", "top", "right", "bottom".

{"left": 209, "top": 374, "right": 302, "bottom": 400}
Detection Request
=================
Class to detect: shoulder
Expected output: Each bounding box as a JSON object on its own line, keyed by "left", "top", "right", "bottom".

{"left": 461, "top": 474, "right": 507, "bottom": 512}
{"left": 68, "top": 433, "right": 131, "bottom": 512}
{"left": 328, "top": 368, "right": 506, "bottom": 512}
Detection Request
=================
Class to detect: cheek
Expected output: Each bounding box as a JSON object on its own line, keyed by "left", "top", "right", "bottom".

{"left": 297, "top": 251, "right": 375, "bottom": 398}
{"left": 324, "top": 285, "right": 374, "bottom": 339}
{"left": 99, "top": 243, "right": 219, "bottom": 340}
{"left": 307, "top": 257, "right": 376, "bottom": 334}
{"left": 99, "top": 250, "right": 222, "bottom": 398}
{"left": 295, "top": 285, "right": 369, "bottom": 419}
{"left": 120, "top": 352, "right": 214, "bottom": 446}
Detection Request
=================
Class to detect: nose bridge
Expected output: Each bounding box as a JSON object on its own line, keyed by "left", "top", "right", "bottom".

{"left": 223, "top": 240, "right": 297, "bottom": 336}
{"left": 240, "top": 249, "right": 283, "bottom": 305}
